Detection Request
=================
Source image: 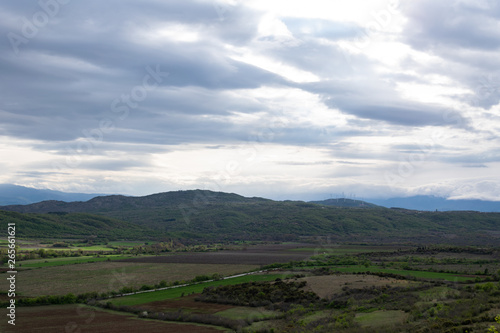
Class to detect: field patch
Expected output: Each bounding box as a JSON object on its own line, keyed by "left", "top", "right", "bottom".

{"left": 215, "top": 307, "right": 276, "bottom": 320}
{"left": 18, "top": 255, "right": 137, "bottom": 268}
{"left": 0, "top": 304, "right": 226, "bottom": 333}
{"left": 322, "top": 266, "right": 474, "bottom": 282}
{"left": 356, "top": 310, "right": 408, "bottom": 327}
{"left": 9, "top": 262, "right": 257, "bottom": 297}
{"left": 138, "top": 294, "right": 234, "bottom": 314}
{"left": 117, "top": 250, "right": 312, "bottom": 265}
{"left": 299, "top": 274, "right": 411, "bottom": 298}
{"left": 109, "top": 274, "right": 288, "bottom": 306}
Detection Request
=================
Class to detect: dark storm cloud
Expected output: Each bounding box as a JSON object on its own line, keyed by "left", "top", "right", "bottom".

{"left": 0, "top": 0, "right": 490, "bottom": 153}
{"left": 0, "top": 0, "right": 290, "bottom": 146}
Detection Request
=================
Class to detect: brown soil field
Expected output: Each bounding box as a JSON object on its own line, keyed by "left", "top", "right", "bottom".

{"left": 137, "top": 294, "right": 234, "bottom": 314}
{"left": 299, "top": 274, "right": 411, "bottom": 299}
{"left": 117, "top": 251, "right": 312, "bottom": 265}
{"left": 0, "top": 304, "right": 226, "bottom": 333}
{"left": 13, "top": 262, "right": 257, "bottom": 297}
{"left": 116, "top": 243, "right": 316, "bottom": 265}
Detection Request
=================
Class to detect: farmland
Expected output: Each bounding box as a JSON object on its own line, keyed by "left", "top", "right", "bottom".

{"left": 1, "top": 237, "right": 500, "bottom": 331}
{"left": 13, "top": 262, "right": 259, "bottom": 297}
{"left": 0, "top": 304, "right": 228, "bottom": 333}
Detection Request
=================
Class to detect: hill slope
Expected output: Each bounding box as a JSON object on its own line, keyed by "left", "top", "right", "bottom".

{"left": 2, "top": 190, "right": 500, "bottom": 244}
{"left": 1, "top": 189, "right": 270, "bottom": 214}
{"left": 0, "top": 211, "right": 157, "bottom": 240}
{"left": 309, "top": 198, "right": 380, "bottom": 208}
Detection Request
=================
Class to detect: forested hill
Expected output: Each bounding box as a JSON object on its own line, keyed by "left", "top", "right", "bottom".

{"left": 1, "top": 190, "right": 500, "bottom": 244}
{"left": 309, "top": 198, "right": 380, "bottom": 208}
{"left": 0, "top": 190, "right": 271, "bottom": 214}
{"left": 0, "top": 210, "right": 156, "bottom": 239}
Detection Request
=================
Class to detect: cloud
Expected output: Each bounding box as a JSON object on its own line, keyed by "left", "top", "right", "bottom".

{"left": 0, "top": 0, "right": 499, "bottom": 200}
{"left": 400, "top": 0, "right": 500, "bottom": 109}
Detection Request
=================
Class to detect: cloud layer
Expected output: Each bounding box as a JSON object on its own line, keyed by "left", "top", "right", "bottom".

{"left": 1, "top": 0, "right": 499, "bottom": 200}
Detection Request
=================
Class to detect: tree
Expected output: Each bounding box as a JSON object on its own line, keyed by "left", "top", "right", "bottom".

{"left": 488, "top": 314, "right": 500, "bottom": 333}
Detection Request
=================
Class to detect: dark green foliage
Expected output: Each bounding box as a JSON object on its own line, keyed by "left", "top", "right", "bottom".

{"left": 2, "top": 190, "right": 500, "bottom": 243}
{"left": 0, "top": 210, "right": 159, "bottom": 239}
{"left": 196, "top": 280, "right": 319, "bottom": 307}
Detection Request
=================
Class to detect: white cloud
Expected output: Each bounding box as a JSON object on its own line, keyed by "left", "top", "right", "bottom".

{"left": 0, "top": 0, "right": 499, "bottom": 201}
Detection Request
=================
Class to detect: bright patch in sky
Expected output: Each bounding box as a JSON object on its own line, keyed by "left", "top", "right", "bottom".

{"left": 1, "top": 0, "right": 500, "bottom": 201}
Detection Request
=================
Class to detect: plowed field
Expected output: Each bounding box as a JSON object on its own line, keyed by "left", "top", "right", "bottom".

{"left": 0, "top": 304, "right": 226, "bottom": 333}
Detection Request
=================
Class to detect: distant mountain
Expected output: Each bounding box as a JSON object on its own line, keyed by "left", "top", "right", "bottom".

{"left": 0, "top": 184, "right": 102, "bottom": 206}
{"left": 368, "top": 195, "right": 500, "bottom": 212}
{"left": 2, "top": 190, "right": 500, "bottom": 244}
{"left": 309, "top": 198, "right": 380, "bottom": 208}
{"left": 0, "top": 189, "right": 271, "bottom": 214}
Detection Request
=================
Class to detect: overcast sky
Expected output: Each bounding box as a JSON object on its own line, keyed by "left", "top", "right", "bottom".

{"left": 1, "top": 0, "right": 500, "bottom": 201}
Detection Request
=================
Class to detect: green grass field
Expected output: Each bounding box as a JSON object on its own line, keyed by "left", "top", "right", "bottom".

{"left": 356, "top": 310, "right": 408, "bottom": 327}
{"left": 108, "top": 274, "right": 288, "bottom": 306}
{"left": 292, "top": 265, "right": 474, "bottom": 282}
{"left": 108, "top": 241, "right": 146, "bottom": 247}
{"left": 327, "top": 266, "right": 474, "bottom": 282}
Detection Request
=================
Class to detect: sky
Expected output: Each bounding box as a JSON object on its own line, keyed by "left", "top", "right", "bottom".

{"left": 1, "top": 0, "right": 500, "bottom": 201}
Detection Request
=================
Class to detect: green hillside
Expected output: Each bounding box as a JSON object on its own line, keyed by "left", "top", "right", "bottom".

{"left": 309, "top": 198, "right": 381, "bottom": 208}
{"left": 1, "top": 190, "right": 500, "bottom": 244}
{"left": 0, "top": 211, "right": 157, "bottom": 240}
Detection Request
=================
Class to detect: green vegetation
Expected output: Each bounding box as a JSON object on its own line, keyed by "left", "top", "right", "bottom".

{"left": 328, "top": 266, "right": 473, "bottom": 282}
{"left": 109, "top": 274, "right": 287, "bottom": 306}
{"left": 0, "top": 210, "right": 158, "bottom": 239}
{"left": 198, "top": 279, "right": 319, "bottom": 307}
{"left": 1, "top": 190, "right": 500, "bottom": 331}
{"left": 2, "top": 190, "right": 500, "bottom": 243}
{"left": 356, "top": 310, "right": 408, "bottom": 328}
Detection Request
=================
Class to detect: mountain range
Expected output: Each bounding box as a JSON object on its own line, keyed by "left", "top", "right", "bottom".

{"left": 0, "top": 184, "right": 101, "bottom": 206}
{"left": 368, "top": 196, "right": 500, "bottom": 212}
{"left": 1, "top": 188, "right": 499, "bottom": 245}
{"left": 1, "top": 184, "right": 499, "bottom": 212}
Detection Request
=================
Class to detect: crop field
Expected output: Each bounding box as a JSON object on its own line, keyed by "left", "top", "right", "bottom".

{"left": 116, "top": 243, "right": 317, "bottom": 266}
{"left": 2, "top": 240, "right": 500, "bottom": 332}
{"left": 117, "top": 251, "right": 313, "bottom": 265}
{"left": 136, "top": 294, "right": 235, "bottom": 314}
{"left": 287, "top": 244, "right": 411, "bottom": 255}
{"left": 299, "top": 274, "right": 413, "bottom": 298}
{"left": 18, "top": 255, "right": 138, "bottom": 268}
{"left": 356, "top": 310, "right": 409, "bottom": 328}
{"left": 0, "top": 304, "right": 227, "bottom": 333}
{"left": 130, "top": 293, "right": 277, "bottom": 321}
{"left": 108, "top": 273, "right": 287, "bottom": 306}
{"left": 327, "top": 265, "right": 475, "bottom": 282}
{"left": 9, "top": 262, "right": 258, "bottom": 297}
